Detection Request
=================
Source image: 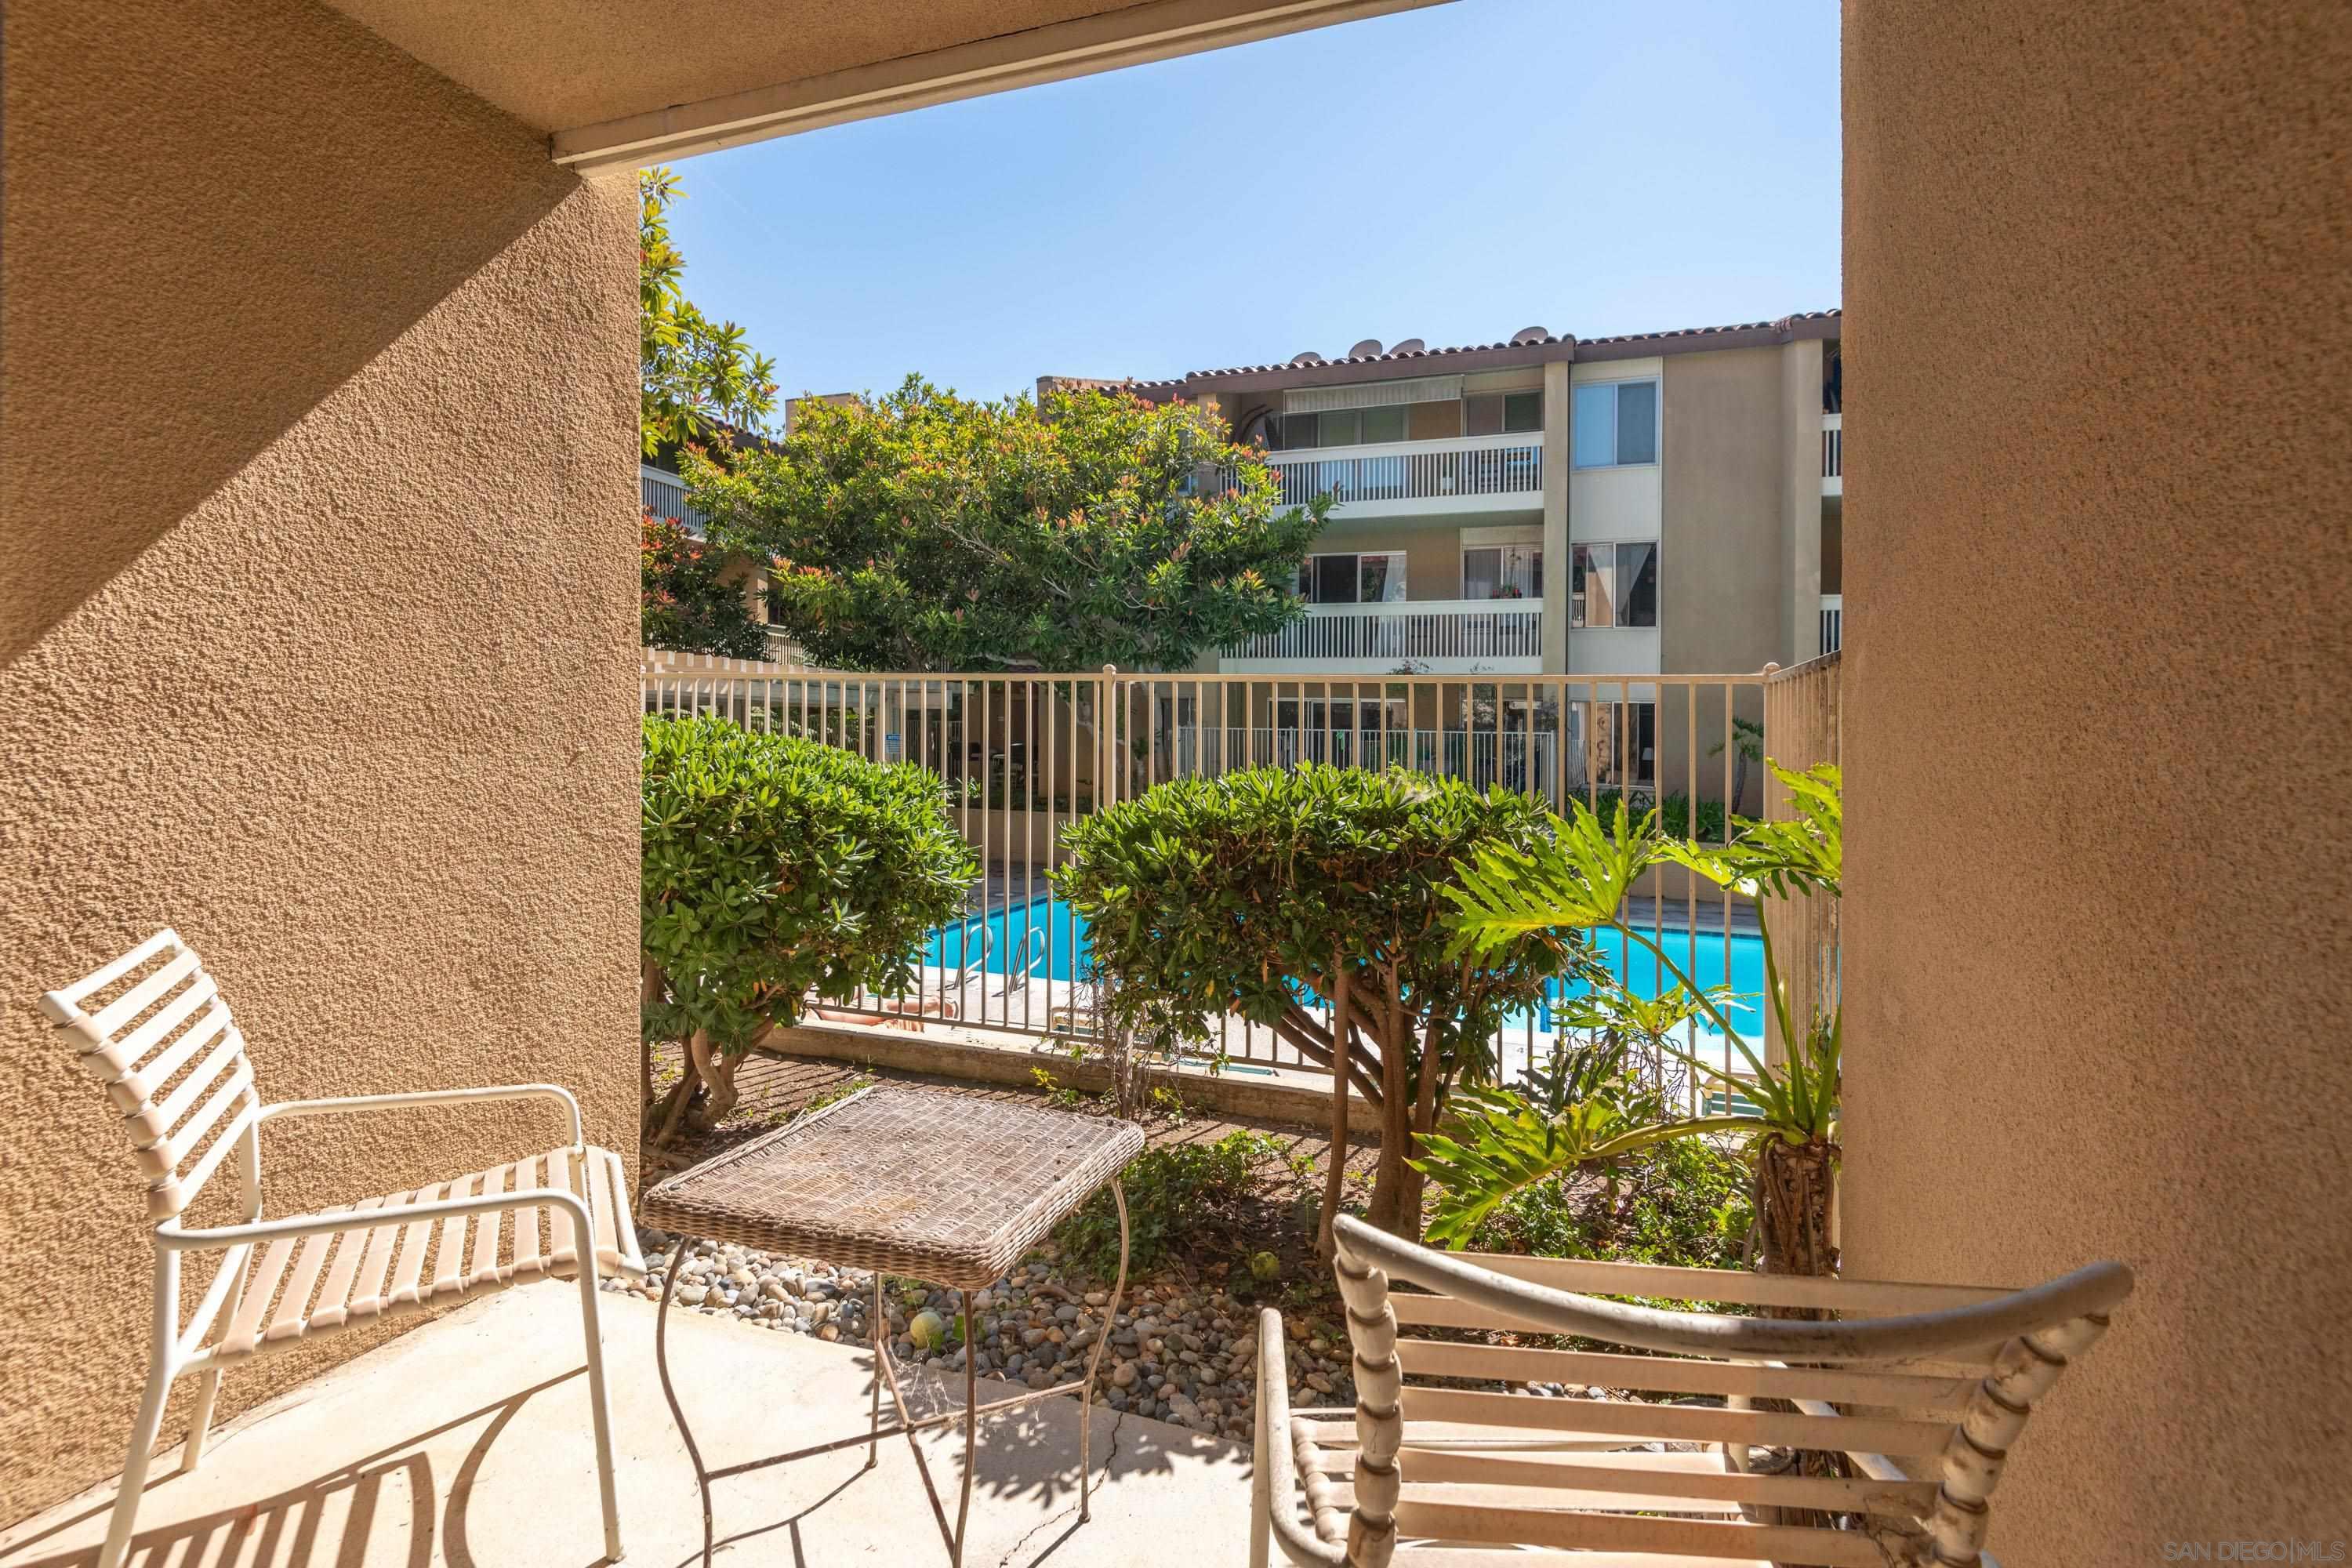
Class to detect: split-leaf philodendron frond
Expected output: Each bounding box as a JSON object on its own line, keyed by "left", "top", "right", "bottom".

{"left": 1416, "top": 762, "right": 1842, "bottom": 1257}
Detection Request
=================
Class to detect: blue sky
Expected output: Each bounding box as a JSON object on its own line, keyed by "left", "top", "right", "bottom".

{"left": 662, "top": 0, "right": 1840, "bottom": 405}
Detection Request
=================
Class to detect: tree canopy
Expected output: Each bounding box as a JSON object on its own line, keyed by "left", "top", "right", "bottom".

{"left": 641, "top": 167, "right": 776, "bottom": 457}
{"left": 641, "top": 515, "right": 768, "bottom": 659}
{"left": 684, "top": 377, "right": 1327, "bottom": 672}
{"left": 1054, "top": 764, "right": 1573, "bottom": 1245}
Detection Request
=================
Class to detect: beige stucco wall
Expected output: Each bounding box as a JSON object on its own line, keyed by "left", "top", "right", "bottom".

{"left": 1302, "top": 519, "right": 1471, "bottom": 601}
{"left": 1658, "top": 346, "right": 1791, "bottom": 674}
{"left": 1842, "top": 0, "right": 2350, "bottom": 1559}
{"left": 1, "top": 0, "right": 640, "bottom": 1522}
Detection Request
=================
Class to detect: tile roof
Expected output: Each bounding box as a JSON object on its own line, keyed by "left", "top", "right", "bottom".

{"left": 1125, "top": 309, "right": 1839, "bottom": 389}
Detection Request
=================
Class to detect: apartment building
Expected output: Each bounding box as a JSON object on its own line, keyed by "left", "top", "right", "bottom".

{"left": 1053, "top": 310, "right": 1845, "bottom": 682}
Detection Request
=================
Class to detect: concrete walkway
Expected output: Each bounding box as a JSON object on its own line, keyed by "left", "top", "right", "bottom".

{"left": 1, "top": 1286, "right": 1254, "bottom": 1568}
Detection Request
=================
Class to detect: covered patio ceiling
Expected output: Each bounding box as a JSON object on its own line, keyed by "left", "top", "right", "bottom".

{"left": 321, "top": 0, "right": 1452, "bottom": 170}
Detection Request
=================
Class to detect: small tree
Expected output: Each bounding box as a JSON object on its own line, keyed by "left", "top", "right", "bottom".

{"left": 641, "top": 514, "right": 768, "bottom": 659}
{"left": 641, "top": 716, "right": 976, "bottom": 1142}
{"left": 640, "top": 167, "right": 776, "bottom": 456}
{"left": 1053, "top": 765, "right": 1572, "bottom": 1251}
{"left": 685, "top": 376, "right": 1327, "bottom": 672}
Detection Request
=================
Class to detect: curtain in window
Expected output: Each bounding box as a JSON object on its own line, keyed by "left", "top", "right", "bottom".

{"left": 1462, "top": 547, "right": 1500, "bottom": 601}
{"left": 1617, "top": 541, "right": 1660, "bottom": 626}
{"left": 1615, "top": 382, "right": 1658, "bottom": 464}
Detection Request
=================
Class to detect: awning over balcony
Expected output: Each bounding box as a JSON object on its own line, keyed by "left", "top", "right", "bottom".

{"left": 319, "top": 0, "right": 1454, "bottom": 169}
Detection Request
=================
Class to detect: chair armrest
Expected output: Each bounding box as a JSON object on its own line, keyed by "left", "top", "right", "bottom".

{"left": 1254, "top": 1308, "right": 1346, "bottom": 1568}
{"left": 259, "top": 1083, "right": 584, "bottom": 1147}
{"left": 158, "top": 1183, "right": 589, "bottom": 1253}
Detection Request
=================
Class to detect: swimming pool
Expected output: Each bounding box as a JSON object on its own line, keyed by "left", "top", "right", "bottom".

{"left": 924, "top": 893, "right": 1765, "bottom": 1043}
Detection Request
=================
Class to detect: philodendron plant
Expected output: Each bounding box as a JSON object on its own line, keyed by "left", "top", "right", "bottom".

{"left": 1417, "top": 761, "right": 1844, "bottom": 1278}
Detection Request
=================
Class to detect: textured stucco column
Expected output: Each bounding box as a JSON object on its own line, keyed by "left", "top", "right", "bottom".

{"left": 1539, "top": 360, "right": 1571, "bottom": 673}
{"left": 1842, "top": 1, "right": 2349, "bottom": 1560}
{"left": 1777, "top": 339, "right": 1824, "bottom": 662}
{"left": 1, "top": 0, "right": 641, "bottom": 1519}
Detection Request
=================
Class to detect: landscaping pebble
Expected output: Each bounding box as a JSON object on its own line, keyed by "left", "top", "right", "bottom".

{"left": 612, "top": 1225, "right": 1368, "bottom": 1444}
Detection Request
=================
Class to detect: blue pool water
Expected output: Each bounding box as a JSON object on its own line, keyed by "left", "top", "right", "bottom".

{"left": 925, "top": 894, "right": 1766, "bottom": 1043}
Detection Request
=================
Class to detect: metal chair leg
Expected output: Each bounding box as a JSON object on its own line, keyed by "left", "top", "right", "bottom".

{"left": 179, "top": 1367, "right": 223, "bottom": 1475}
{"left": 575, "top": 1229, "right": 625, "bottom": 1562}
{"left": 98, "top": 1357, "right": 172, "bottom": 1568}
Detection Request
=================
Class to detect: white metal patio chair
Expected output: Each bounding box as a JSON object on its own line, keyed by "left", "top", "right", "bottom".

{"left": 42, "top": 929, "right": 645, "bottom": 1568}
{"left": 1253, "top": 1214, "right": 2132, "bottom": 1568}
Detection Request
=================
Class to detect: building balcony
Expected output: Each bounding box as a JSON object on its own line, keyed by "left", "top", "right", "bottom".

{"left": 1821, "top": 412, "right": 1842, "bottom": 496}
{"left": 1221, "top": 598, "right": 1542, "bottom": 673}
{"left": 1820, "top": 593, "right": 1843, "bottom": 653}
{"left": 1264, "top": 432, "right": 1544, "bottom": 518}
{"left": 641, "top": 463, "right": 710, "bottom": 532}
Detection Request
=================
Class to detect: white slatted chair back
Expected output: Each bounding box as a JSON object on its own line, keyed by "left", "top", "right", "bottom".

{"left": 1323, "top": 1214, "right": 2132, "bottom": 1568}
{"left": 41, "top": 930, "right": 260, "bottom": 1221}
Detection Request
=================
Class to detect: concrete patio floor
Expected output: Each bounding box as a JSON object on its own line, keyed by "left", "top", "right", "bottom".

{"left": 0, "top": 1285, "right": 1254, "bottom": 1568}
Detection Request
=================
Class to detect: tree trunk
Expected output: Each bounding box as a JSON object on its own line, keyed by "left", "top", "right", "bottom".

{"left": 639, "top": 960, "right": 666, "bottom": 1141}
{"left": 1755, "top": 1137, "right": 1839, "bottom": 1280}
{"left": 1316, "top": 964, "right": 1354, "bottom": 1260}
{"left": 681, "top": 1029, "right": 744, "bottom": 1133}
{"left": 1747, "top": 1136, "right": 1846, "bottom": 1538}
{"left": 1363, "top": 989, "right": 1417, "bottom": 1236}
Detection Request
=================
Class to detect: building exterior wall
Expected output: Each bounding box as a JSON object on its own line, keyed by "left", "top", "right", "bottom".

{"left": 1842, "top": 0, "right": 2350, "bottom": 1559}
{"left": 0, "top": 0, "right": 641, "bottom": 1520}
{"left": 1658, "top": 347, "right": 1790, "bottom": 673}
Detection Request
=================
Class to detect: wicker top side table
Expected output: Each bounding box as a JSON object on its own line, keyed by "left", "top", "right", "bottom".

{"left": 641, "top": 1084, "right": 1144, "bottom": 1567}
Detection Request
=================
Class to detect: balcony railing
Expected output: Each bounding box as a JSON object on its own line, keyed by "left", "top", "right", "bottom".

{"left": 641, "top": 463, "right": 710, "bottom": 532}
{"left": 1261, "top": 432, "right": 1544, "bottom": 513}
{"left": 1822, "top": 412, "right": 1842, "bottom": 495}
{"left": 1224, "top": 599, "right": 1541, "bottom": 666}
{"left": 1820, "top": 593, "right": 1843, "bottom": 653}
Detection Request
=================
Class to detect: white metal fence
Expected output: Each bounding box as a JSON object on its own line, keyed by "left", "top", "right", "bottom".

{"left": 1820, "top": 593, "right": 1843, "bottom": 654}
{"left": 641, "top": 651, "right": 1841, "bottom": 1103}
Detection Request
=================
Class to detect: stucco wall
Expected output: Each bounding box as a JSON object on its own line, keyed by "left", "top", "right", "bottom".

{"left": 0, "top": 0, "right": 640, "bottom": 1521}
{"left": 1301, "top": 519, "right": 1471, "bottom": 601}
{"left": 1658, "top": 347, "right": 1788, "bottom": 674}
{"left": 1842, "top": 1, "right": 2350, "bottom": 1559}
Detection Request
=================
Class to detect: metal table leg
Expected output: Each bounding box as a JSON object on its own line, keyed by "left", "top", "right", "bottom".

{"left": 1078, "top": 1178, "right": 1131, "bottom": 1523}
{"left": 648, "top": 1178, "right": 1132, "bottom": 1566}
{"left": 653, "top": 1236, "right": 716, "bottom": 1568}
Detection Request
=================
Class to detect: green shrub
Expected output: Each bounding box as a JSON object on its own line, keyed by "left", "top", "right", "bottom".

{"left": 641, "top": 716, "right": 977, "bottom": 1138}
{"left": 1052, "top": 1130, "right": 1283, "bottom": 1276}
{"left": 1054, "top": 764, "right": 1573, "bottom": 1243}
{"left": 1468, "top": 1134, "right": 1752, "bottom": 1272}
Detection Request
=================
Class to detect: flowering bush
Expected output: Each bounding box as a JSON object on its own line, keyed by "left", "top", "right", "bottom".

{"left": 641, "top": 512, "right": 768, "bottom": 659}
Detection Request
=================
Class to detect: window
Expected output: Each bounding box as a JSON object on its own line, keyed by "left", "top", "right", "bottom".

{"left": 1571, "top": 542, "right": 1660, "bottom": 627}
{"left": 1462, "top": 545, "right": 1542, "bottom": 601}
{"left": 1572, "top": 379, "right": 1659, "bottom": 468}
{"left": 1360, "top": 404, "right": 1406, "bottom": 444}
{"left": 1299, "top": 551, "right": 1407, "bottom": 604}
{"left": 1463, "top": 390, "right": 1544, "bottom": 436}
{"left": 1577, "top": 702, "right": 1657, "bottom": 787}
